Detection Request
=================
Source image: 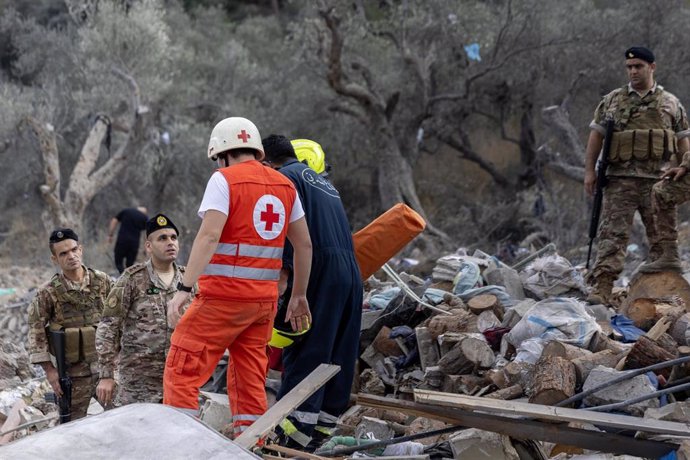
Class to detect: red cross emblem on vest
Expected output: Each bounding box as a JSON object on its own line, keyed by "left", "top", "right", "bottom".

{"left": 237, "top": 130, "right": 251, "bottom": 143}
{"left": 253, "top": 195, "right": 286, "bottom": 240}
{"left": 260, "top": 204, "right": 280, "bottom": 231}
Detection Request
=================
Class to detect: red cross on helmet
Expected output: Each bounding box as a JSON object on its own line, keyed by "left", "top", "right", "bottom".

{"left": 207, "top": 117, "right": 265, "bottom": 161}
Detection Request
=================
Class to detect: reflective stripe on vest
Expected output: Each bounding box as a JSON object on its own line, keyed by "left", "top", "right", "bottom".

{"left": 214, "top": 243, "right": 283, "bottom": 259}
{"left": 203, "top": 264, "right": 280, "bottom": 281}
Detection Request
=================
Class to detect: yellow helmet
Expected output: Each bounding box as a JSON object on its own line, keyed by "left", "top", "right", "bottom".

{"left": 291, "top": 139, "right": 327, "bottom": 175}
{"left": 268, "top": 298, "right": 311, "bottom": 348}
{"left": 268, "top": 326, "right": 310, "bottom": 348}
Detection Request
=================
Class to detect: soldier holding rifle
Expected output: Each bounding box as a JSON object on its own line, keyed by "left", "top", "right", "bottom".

{"left": 27, "top": 229, "right": 112, "bottom": 421}
{"left": 584, "top": 46, "right": 690, "bottom": 304}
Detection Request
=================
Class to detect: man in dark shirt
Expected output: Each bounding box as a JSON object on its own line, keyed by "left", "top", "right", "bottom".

{"left": 108, "top": 206, "right": 148, "bottom": 273}
{"left": 262, "top": 135, "right": 362, "bottom": 449}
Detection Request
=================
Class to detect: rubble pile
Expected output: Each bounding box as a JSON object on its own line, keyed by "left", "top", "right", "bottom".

{"left": 0, "top": 266, "right": 51, "bottom": 347}
{"left": 342, "top": 246, "right": 690, "bottom": 459}
{"left": 0, "top": 344, "right": 56, "bottom": 445}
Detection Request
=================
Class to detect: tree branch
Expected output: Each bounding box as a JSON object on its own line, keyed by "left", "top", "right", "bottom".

{"left": 320, "top": 8, "right": 383, "bottom": 110}
{"left": 70, "top": 115, "right": 111, "bottom": 182}
{"left": 328, "top": 103, "right": 368, "bottom": 124}
{"left": 21, "top": 116, "right": 63, "bottom": 221}
{"left": 433, "top": 130, "right": 511, "bottom": 188}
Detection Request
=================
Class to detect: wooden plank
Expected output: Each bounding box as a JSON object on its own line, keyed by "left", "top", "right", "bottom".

{"left": 413, "top": 389, "right": 690, "bottom": 437}
{"left": 235, "top": 364, "right": 340, "bottom": 449}
{"left": 357, "top": 394, "right": 677, "bottom": 458}
{"left": 264, "top": 443, "right": 330, "bottom": 459}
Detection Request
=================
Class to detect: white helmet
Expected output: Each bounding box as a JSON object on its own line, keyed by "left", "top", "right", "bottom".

{"left": 207, "top": 117, "right": 264, "bottom": 161}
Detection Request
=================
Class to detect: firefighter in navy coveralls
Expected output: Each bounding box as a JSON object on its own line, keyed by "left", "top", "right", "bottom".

{"left": 262, "top": 135, "right": 363, "bottom": 449}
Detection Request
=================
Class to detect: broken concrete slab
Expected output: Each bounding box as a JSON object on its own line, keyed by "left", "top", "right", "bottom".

{"left": 449, "top": 428, "right": 520, "bottom": 459}
{"left": 359, "top": 369, "right": 386, "bottom": 396}
{"left": 199, "top": 391, "right": 232, "bottom": 431}
{"left": 582, "top": 366, "right": 658, "bottom": 416}
{"left": 361, "top": 310, "right": 383, "bottom": 331}
{"left": 416, "top": 327, "right": 439, "bottom": 371}
{"left": 361, "top": 343, "right": 386, "bottom": 369}
{"left": 404, "top": 417, "right": 449, "bottom": 445}
{"left": 356, "top": 415, "right": 394, "bottom": 441}
{"left": 484, "top": 266, "right": 525, "bottom": 300}
{"left": 644, "top": 401, "right": 690, "bottom": 423}
{"left": 0, "top": 403, "right": 259, "bottom": 459}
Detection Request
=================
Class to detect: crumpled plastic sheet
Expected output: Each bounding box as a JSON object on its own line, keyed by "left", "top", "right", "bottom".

{"left": 521, "top": 254, "right": 587, "bottom": 299}
{"left": 422, "top": 288, "right": 448, "bottom": 305}
{"left": 452, "top": 260, "right": 482, "bottom": 295}
{"left": 366, "top": 287, "right": 401, "bottom": 311}
{"left": 458, "top": 285, "right": 516, "bottom": 309}
{"left": 610, "top": 314, "right": 645, "bottom": 343}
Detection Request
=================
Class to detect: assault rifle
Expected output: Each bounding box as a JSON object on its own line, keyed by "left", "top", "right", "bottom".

{"left": 49, "top": 329, "right": 72, "bottom": 424}
{"left": 586, "top": 118, "right": 615, "bottom": 269}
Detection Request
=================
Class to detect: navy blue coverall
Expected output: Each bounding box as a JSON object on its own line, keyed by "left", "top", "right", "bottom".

{"left": 276, "top": 159, "right": 363, "bottom": 442}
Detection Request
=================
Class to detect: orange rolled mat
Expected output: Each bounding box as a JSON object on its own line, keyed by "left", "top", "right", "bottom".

{"left": 352, "top": 203, "right": 426, "bottom": 280}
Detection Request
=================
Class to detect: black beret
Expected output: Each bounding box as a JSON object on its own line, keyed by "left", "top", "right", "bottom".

{"left": 146, "top": 213, "right": 179, "bottom": 237}
{"left": 625, "top": 46, "right": 655, "bottom": 63}
{"left": 49, "top": 228, "right": 79, "bottom": 244}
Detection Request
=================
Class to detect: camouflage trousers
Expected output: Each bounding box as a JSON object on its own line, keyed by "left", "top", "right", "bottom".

{"left": 590, "top": 177, "right": 663, "bottom": 281}
{"left": 71, "top": 373, "right": 98, "bottom": 420}
{"left": 651, "top": 174, "right": 690, "bottom": 244}
{"left": 114, "top": 374, "right": 163, "bottom": 406}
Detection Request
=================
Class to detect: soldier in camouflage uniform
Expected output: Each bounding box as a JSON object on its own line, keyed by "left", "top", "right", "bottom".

{"left": 96, "top": 214, "right": 192, "bottom": 407}
{"left": 646, "top": 153, "right": 690, "bottom": 265}
{"left": 28, "top": 228, "right": 112, "bottom": 420}
{"left": 584, "top": 47, "right": 690, "bottom": 304}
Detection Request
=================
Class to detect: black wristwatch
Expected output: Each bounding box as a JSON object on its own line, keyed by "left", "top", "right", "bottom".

{"left": 176, "top": 281, "right": 193, "bottom": 293}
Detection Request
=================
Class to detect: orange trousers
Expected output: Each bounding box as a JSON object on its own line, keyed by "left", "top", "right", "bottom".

{"left": 163, "top": 296, "right": 276, "bottom": 436}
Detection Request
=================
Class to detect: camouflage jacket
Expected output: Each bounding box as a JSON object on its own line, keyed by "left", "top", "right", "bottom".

{"left": 590, "top": 84, "right": 690, "bottom": 178}
{"left": 27, "top": 266, "right": 112, "bottom": 368}
{"left": 96, "top": 259, "right": 191, "bottom": 380}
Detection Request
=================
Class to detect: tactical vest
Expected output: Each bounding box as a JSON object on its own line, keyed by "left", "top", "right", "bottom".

{"left": 47, "top": 268, "right": 108, "bottom": 364}
{"left": 608, "top": 86, "right": 678, "bottom": 163}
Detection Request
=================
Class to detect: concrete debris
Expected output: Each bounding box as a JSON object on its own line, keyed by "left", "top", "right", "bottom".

{"left": 550, "top": 455, "right": 645, "bottom": 460}
{"left": 359, "top": 368, "right": 386, "bottom": 396}
{"left": 346, "top": 244, "right": 690, "bottom": 458}
{"left": 404, "top": 417, "right": 451, "bottom": 445}
{"left": 198, "top": 392, "right": 232, "bottom": 431}
{"left": 448, "top": 428, "right": 520, "bottom": 460}
{"left": 582, "top": 366, "right": 658, "bottom": 416}
{"left": 643, "top": 401, "right": 690, "bottom": 423}
{"left": 2, "top": 244, "right": 688, "bottom": 459}
{"left": 356, "top": 415, "right": 395, "bottom": 441}
{"left": 0, "top": 403, "right": 259, "bottom": 459}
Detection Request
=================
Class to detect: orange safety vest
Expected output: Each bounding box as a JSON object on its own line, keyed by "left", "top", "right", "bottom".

{"left": 198, "top": 160, "right": 296, "bottom": 302}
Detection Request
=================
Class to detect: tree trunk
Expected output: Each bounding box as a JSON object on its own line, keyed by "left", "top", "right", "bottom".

{"left": 529, "top": 356, "right": 576, "bottom": 406}
{"left": 571, "top": 349, "right": 621, "bottom": 385}
{"left": 624, "top": 336, "right": 677, "bottom": 378}
{"left": 438, "top": 334, "right": 494, "bottom": 375}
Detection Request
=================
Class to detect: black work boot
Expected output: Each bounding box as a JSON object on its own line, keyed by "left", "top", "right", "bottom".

{"left": 586, "top": 276, "right": 614, "bottom": 305}
{"left": 638, "top": 243, "right": 682, "bottom": 273}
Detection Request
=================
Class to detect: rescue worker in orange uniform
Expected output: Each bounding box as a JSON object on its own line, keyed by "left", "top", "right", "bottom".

{"left": 162, "top": 117, "right": 313, "bottom": 438}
